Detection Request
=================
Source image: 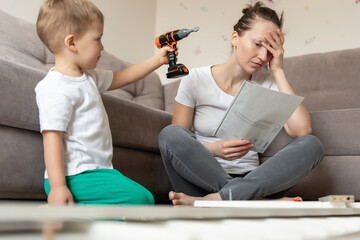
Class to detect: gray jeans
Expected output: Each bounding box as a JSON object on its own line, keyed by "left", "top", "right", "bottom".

{"left": 158, "top": 124, "right": 324, "bottom": 200}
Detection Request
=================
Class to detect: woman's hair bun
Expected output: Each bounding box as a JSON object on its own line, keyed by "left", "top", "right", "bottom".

{"left": 242, "top": 1, "right": 265, "bottom": 15}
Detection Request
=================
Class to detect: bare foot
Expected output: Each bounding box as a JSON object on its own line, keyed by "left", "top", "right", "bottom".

{"left": 259, "top": 196, "right": 303, "bottom": 201}
{"left": 169, "top": 191, "right": 221, "bottom": 206}
{"left": 280, "top": 196, "right": 303, "bottom": 202}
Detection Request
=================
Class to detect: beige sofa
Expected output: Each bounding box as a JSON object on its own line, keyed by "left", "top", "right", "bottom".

{"left": 1, "top": 9, "right": 359, "bottom": 203}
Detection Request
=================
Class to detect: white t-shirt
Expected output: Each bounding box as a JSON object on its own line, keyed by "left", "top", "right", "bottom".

{"left": 175, "top": 65, "right": 278, "bottom": 174}
{"left": 35, "top": 69, "right": 114, "bottom": 178}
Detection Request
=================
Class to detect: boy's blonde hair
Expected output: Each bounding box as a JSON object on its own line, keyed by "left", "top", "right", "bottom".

{"left": 36, "top": 0, "right": 104, "bottom": 53}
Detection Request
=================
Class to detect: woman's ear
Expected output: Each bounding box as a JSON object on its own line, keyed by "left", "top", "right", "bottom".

{"left": 64, "top": 34, "right": 77, "bottom": 52}
{"left": 231, "top": 31, "right": 239, "bottom": 47}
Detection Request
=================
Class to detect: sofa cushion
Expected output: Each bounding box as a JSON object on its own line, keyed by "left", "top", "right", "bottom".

{"left": 0, "top": 58, "right": 42, "bottom": 132}
{"left": 97, "top": 52, "right": 165, "bottom": 110}
{"left": 163, "top": 80, "right": 180, "bottom": 113}
{"left": 310, "top": 108, "right": 360, "bottom": 155}
{"left": 102, "top": 94, "right": 172, "bottom": 152}
{"left": 261, "top": 108, "right": 360, "bottom": 157}
{"left": 0, "top": 125, "right": 45, "bottom": 199}
{"left": 0, "top": 9, "right": 54, "bottom": 71}
{"left": 261, "top": 155, "right": 360, "bottom": 201}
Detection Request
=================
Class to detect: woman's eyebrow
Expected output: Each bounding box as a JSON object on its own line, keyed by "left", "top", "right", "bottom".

{"left": 255, "top": 37, "right": 269, "bottom": 44}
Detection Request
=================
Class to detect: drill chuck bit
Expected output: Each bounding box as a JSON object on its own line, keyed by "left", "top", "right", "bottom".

{"left": 177, "top": 26, "right": 200, "bottom": 39}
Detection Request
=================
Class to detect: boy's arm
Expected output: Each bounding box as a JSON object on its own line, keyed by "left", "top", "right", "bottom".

{"left": 108, "top": 47, "right": 173, "bottom": 90}
{"left": 42, "top": 130, "right": 74, "bottom": 205}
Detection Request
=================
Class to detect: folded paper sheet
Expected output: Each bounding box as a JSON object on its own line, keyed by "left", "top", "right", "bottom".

{"left": 214, "top": 81, "right": 304, "bottom": 153}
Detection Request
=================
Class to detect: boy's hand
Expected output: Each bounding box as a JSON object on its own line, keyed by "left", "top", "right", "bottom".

{"left": 48, "top": 185, "right": 74, "bottom": 205}
{"left": 109, "top": 46, "right": 178, "bottom": 90}
{"left": 157, "top": 46, "right": 177, "bottom": 65}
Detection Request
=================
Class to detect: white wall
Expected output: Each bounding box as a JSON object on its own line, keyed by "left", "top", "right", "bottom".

{"left": 0, "top": 0, "right": 156, "bottom": 63}
{"left": 155, "top": 0, "right": 360, "bottom": 84}
{"left": 92, "top": 0, "right": 156, "bottom": 63}
{"left": 1, "top": 1, "right": 360, "bottom": 84}
{"left": 0, "top": 0, "right": 44, "bottom": 22}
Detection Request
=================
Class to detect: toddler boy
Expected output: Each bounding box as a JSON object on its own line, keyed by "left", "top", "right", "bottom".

{"left": 35, "top": 0, "right": 171, "bottom": 205}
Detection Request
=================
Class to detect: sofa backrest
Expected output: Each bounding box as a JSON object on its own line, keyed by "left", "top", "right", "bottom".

{"left": 253, "top": 48, "right": 360, "bottom": 112}
{"left": 0, "top": 9, "right": 164, "bottom": 111}
{"left": 97, "top": 54, "right": 164, "bottom": 110}
{"left": 0, "top": 10, "right": 54, "bottom": 72}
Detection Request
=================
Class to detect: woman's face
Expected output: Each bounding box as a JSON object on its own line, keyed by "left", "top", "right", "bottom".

{"left": 232, "top": 19, "right": 278, "bottom": 74}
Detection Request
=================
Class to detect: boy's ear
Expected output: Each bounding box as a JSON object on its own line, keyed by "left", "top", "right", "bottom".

{"left": 64, "top": 34, "right": 77, "bottom": 52}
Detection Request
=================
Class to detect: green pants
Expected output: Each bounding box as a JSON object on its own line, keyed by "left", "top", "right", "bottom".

{"left": 44, "top": 169, "right": 154, "bottom": 205}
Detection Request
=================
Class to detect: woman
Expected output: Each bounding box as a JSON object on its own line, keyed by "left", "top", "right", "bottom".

{"left": 159, "top": 2, "right": 324, "bottom": 206}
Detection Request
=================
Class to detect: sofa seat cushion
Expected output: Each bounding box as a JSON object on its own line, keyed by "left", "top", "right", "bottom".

{"left": 260, "top": 155, "right": 360, "bottom": 200}
{"left": 0, "top": 125, "right": 45, "bottom": 199}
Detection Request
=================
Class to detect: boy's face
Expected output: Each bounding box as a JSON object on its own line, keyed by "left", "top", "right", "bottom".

{"left": 75, "top": 20, "right": 104, "bottom": 70}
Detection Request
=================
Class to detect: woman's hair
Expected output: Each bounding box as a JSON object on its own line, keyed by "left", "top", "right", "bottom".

{"left": 36, "top": 0, "right": 104, "bottom": 53}
{"left": 234, "top": 1, "right": 284, "bottom": 36}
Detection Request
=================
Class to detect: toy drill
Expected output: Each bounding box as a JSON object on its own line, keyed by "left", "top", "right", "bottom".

{"left": 155, "top": 27, "right": 199, "bottom": 78}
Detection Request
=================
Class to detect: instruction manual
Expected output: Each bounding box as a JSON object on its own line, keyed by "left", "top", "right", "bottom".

{"left": 214, "top": 80, "right": 304, "bottom": 153}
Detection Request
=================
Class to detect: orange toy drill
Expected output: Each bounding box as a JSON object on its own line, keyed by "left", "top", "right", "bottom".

{"left": 155, "top": 27, "right": 199, "bottom": 78}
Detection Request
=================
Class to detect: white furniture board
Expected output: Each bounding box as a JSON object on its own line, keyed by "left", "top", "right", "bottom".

{"left": 1, "top": 201, "right": 360, "bottom": 222}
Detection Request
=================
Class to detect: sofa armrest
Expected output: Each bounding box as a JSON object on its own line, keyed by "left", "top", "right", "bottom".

{"left": 102, "top": 94, "right": 172, "bottom": 152}
{"left": 163, "top": 80, "right": 180, "bottom": 113}
{"left": 261, "top": 108, "right": 360, "bottom": 157}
